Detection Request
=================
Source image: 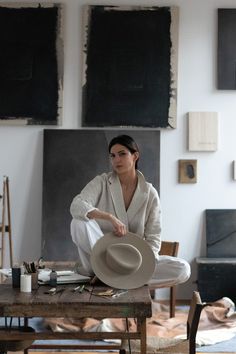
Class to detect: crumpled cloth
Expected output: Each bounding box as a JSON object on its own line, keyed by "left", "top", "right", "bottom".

{"left": 44, "top": 297, "right": 236, "bottom": 347}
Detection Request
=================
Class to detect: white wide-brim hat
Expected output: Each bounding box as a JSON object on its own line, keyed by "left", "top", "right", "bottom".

{"left": 90, "top": 232, "right": 156, "bottom": 289}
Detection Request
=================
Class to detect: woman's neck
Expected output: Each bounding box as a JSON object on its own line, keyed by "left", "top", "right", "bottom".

{"left": 118, "top": 170, "right": 138, "bottom": 210}
{"left": 118, "top": 170, "right": 137, "bottom": 187}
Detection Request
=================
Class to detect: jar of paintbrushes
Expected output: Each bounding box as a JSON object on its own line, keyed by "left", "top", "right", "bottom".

{"left": 23, "top": 261, "right": 39, "bottom": 290}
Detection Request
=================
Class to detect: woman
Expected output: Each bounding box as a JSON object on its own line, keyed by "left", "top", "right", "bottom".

{"left": 70, "top": 134, "right": 190, "bottom": 287}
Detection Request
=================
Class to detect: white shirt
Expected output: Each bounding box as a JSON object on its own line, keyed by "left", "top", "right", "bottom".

{"left": 70, "top": 170, "right": 162, "bottom": 258}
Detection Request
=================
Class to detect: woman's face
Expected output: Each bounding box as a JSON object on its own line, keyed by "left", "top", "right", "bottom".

{"left": 109, "top": 144, "right": 139, "bottom": 175}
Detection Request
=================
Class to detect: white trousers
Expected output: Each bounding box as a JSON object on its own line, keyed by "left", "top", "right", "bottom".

{"left": 70, "top": 218, "right": 191, "bottom": 288}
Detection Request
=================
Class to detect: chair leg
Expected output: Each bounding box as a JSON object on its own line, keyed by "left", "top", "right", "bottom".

{"left": 150, "top": 289, "right": 155, "bottom": 299}
{"left": 170, "top": 285, "right": 176, "bottom": 318}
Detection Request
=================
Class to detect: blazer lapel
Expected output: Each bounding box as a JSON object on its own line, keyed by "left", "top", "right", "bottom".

{"left": 127, "top": 171, "right": 149, "bottom": 221}
{"left": 108, "top": 173, "right": 128, "bottom": 225}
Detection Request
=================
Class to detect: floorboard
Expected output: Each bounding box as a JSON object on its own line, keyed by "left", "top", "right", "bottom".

{"left": 8, "top": 351, "right": 235, "bottom": 354}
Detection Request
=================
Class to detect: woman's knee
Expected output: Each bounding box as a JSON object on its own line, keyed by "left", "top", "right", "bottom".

{"left": 178, "top": 259, "right": 191, "bottom": 283}
{"left": 70, "top": 218, "right": 103, "bottom": 248}
{"left": 152, "top": 255, "right": 191, "bottom": 286}
{"left": 70, "top": 218, "right": 88, "bottom": 243}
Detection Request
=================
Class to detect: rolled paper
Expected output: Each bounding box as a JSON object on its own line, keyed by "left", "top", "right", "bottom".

{"left": 20, "top": 274, "right": 32, "bottom": 293}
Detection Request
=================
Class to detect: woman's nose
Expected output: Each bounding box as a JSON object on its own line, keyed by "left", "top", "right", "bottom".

{"left": 113, "top": 154, "right": 120, "bottom": 161}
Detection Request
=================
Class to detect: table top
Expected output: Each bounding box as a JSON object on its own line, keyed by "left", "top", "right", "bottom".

{"left": 0, "top": 283, "right": 152, "bottom": 319}
{"left": 196, "top": 257, "right": 236, "bottom": 264}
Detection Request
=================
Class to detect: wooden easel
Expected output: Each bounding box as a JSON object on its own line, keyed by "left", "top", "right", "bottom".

{"left": 0, "top": 176, "right": 13, "bottom": 268}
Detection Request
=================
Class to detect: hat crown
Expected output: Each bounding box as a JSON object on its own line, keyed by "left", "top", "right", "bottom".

{"left": 90, "top": 232, "right": 156, "bottom": 289}
{"left": 106, "top": 243, "right": 142, "bottom": 275}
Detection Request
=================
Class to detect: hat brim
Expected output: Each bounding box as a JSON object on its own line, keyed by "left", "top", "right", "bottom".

{"left": 90, "top": 231, "right": 156, "bottom": 289}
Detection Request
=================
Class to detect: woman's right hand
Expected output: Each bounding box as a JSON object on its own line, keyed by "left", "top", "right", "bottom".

{"left": 109, "top": 214, "right": 127, "bottom": 237}
{"left": 87, "top": 209, "right": 127, "bottom": 237}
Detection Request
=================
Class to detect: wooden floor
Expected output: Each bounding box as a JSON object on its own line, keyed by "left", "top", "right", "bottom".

{"left": 25, "top": 351, "right": 236, "bottom": 354}
{"left": 9, "top": 351, "right": 235, "bottom": 354}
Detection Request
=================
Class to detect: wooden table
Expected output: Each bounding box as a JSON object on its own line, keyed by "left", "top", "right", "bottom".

{"left": 0, "top": 282, "right": 152, "bottom": 354}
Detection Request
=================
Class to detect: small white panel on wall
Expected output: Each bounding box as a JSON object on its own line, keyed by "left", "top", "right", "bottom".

{"left": 188, "top": 112, "right": 218, "bottom": 151}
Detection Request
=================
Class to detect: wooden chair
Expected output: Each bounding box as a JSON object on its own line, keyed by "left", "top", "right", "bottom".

{"left": 156, "top": 291, "right": 206, "bottom": 354}
{"left": 150, "top": 241, "right": 179, "bottom": 318}
{"left": 121, "top": 291, "right": 207, "bottom": 354}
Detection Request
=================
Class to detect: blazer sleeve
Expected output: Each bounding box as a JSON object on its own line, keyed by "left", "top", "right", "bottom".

{"left": 144, "top": 187, "right": 162, "bottom": 258}
{"left": 70, "top": 175, "right": 103, "bottom": 220}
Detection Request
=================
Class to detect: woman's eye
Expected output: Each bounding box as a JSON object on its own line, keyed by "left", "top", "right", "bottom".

{"left": 110, "top": 151, "right": 129, "bottom": 159}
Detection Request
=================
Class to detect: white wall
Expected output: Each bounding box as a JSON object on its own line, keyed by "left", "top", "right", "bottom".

{"left": 1, "top": 0, "right": 236, "bottom": 299}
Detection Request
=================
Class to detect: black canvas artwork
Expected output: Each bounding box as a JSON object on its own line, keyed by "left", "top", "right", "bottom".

{"left": 0, "top": 3, "right": 63, "bottom": 125}
{"left": 206, "top": 209, "right": 236, "bottom": 257}
{"left": 42, "top": 129, "right": 160, "bottom": 260}
{"left": 82, "top": 6, "right": 179, "bottom": 128}
{"left": 218, "top": 9, "right": 236, "bottom": 90}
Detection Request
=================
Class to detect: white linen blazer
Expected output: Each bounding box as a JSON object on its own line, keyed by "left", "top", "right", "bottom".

{"left": 70, "top": 170, "right": 161, "bottom": 258}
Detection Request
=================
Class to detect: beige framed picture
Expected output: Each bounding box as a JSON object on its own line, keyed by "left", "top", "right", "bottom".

{"left": 179, "top": 159, "right": 197, "bottom": 183}
{"left": 188, "top": 112, "right": 218, "bottom": 151}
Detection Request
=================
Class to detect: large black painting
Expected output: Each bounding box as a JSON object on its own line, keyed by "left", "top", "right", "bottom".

{"left": 0, "top": 3, "right": 63, "bottom": 125}
{"left": 82, "top": 6, "right": 179, "bottom": 128}
{"left": 218, "top": 9, "right": 236, "bottom": 89}
{"left": 42, "top": 129, "right": 160, "bottom": 260}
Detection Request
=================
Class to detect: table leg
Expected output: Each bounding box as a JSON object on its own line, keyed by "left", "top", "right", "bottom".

{"left": 137, "top": 317, "right": 147, "bottom": 354}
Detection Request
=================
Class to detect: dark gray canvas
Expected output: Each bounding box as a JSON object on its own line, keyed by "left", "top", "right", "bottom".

{"left": 218, "top": 9, "right": 236, "bottom": 89}
{"left": 42, "top": 129, "right": 160, "bottom": 260}
{"left": 206, "top": 209, "right": 236, "bottom": 257}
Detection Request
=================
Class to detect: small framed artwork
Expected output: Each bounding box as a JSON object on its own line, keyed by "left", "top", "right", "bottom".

{"left": 179, "top": 159, "right": 197, "bottom": 183}
{"left": 188, "top": 112, "right": 218, "bottom": 151}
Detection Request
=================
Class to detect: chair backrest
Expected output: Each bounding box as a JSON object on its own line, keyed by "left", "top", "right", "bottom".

{"left": 159, "top": 241, "right": 179, "bottom": 257}
{"left": 187, "top": 291, "right": 206, "bottom": 354}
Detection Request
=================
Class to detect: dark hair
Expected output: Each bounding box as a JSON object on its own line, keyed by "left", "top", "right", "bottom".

{"left": 108, "top": 135, "right": 139, "bottom": 169}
